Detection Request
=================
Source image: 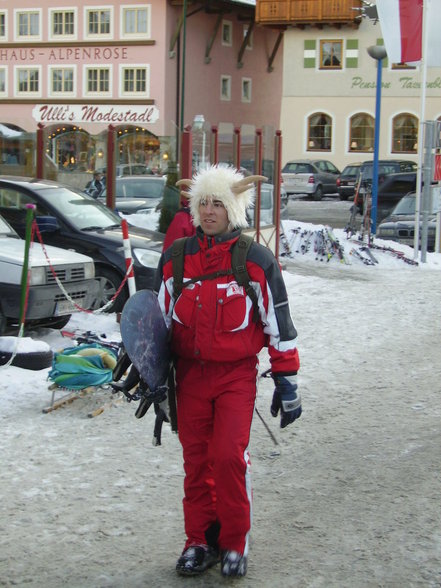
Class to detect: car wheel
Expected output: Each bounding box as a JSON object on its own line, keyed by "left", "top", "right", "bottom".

{"left": 93, "top": 267, "right": 127, "bottom": 313}
{"left": 0, "top": 343, "right": 53, "bottom": 370}
{"left": 313, "top": 186, "right": 323, "bottom": 201}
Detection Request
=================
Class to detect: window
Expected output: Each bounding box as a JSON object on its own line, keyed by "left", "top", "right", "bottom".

{"left": 86, "top": 67, "right": 110, "bottom": 94}
{"left": 122, "top": 6, "right": 149, "bottom": 37}
{"left": 243, "top": 25, "right": 253, "bottom": 50}
{"left": 222, "top": 20, "right": 232, "bottom": 46}
{"left": 349, "top": 113, "right": 375, "bottom": 152}
{"left": 16, "top": 67, "right": 40, "bottom": 95}
{"left": 50, "top": 67, "right": 74, "bottom": 95}
{"left": 16, "top": 9, "right": 40, "bottom": 40}
{"left": 241, "top": 78, "right": 251, "bottom": 103}
{"left": 86, "top": 8, "right": 111, "bottom": 37}
{"left": 0, "top": 12, "right": 6, "bottom": 39}
{"left": 392, "top": 114, "right": 418, "bottom": 153}
{"left": 0, "top": 68, "right": 6, "bottom": 95}
{"left": 307, "top": 113, "right": 332, "bottom": 151}
{"left": 320, "top": 40, "right": 342, "bottom": 69}
{"left": 220, "top": 75, "right": 231, "bottom": 101}
{"left": 50, "top": 9, "right": 75, "bottom": 38}
{"left": 121, "top": 66, "right": 148, "bottom": 96}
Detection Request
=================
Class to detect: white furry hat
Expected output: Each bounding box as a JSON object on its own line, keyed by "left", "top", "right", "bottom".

{"left": 177, "top": 165, "right": 267, "bottom": 229}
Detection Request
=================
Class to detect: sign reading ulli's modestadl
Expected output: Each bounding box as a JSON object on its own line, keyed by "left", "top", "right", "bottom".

{"left": 32, "top": 104, "right": 159, "bottom": 125}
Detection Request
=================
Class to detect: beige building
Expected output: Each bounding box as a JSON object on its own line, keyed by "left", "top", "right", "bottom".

{"left": 279, "top": 13, "right": 441, "bottom": 170}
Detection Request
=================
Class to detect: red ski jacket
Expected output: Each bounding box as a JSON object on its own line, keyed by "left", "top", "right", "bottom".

{"left": 155, "top": 229, "right": 299, "bottom": 375}
{"left": 162, "top": 207, "right": 196, "bottom": 252}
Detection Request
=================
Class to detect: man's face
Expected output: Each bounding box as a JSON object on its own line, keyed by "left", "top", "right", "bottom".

{"left": 199, "top": 198, "right": 229, "bottom": 236}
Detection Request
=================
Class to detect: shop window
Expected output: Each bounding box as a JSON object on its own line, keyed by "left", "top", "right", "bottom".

{"left": 85, "top": 67, "right": 111, "bottom": 94}
{"left": 121, "top": 66, "right": 148, "bottom": 96}
{"left": 241, "top": 78, "right": 251, "bottom": 103}
{"left": 349, "top": 113, "right": 374, "bottom": 152}
{"left": 122, "top": 6, "right": 150, "bottom": 37}
{"left": 16, "top": 67, "right": 40, "bottom": 95}
{"left": 392, "top": 113, "right": 418, "bottom": 153}
{"left": 0, "top": 12, "right": 6, "bottom": 39}
{"left": 320, "top": 40, "right": 342, "bottom": 69}
{"left": 222, "top": 21, "right": 232, "bottom": 47}
{"left": 49, "top": 67, "right": 75, "bottom": 95}
{"left": 86, "top": 8, "right": 111, "bottom": 38}
{"left": 243, "top": 25, "right": 253, "bottom": 50}
{"left": 50, "top": 9, "right": 75, "bottom": 39}
{"left": 16, "top": 9, "right": 41, "bottom": 41}
{"left": 220, "top": 75, "right": 231, "bottom": 101}
{"left": 0, "top": 68, "right": 6, "bottom": 95}
{"left": 307, "top": 113, "right": 332, "bottom": 151}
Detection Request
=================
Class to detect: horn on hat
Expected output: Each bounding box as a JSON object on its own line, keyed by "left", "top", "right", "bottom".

{"left": 231, "top": 175, "right": 268, "bottom": 196}
{"left": 176, "top": 178, "right": 193, "bottom": 189}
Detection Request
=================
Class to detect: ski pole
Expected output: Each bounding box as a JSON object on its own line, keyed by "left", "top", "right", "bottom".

{"left": 256, "top": 368, "right": 279, "bottom": 447}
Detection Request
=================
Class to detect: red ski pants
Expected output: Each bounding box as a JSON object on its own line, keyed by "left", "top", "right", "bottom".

{"left": 175, "top": 356, "right": 258, "bottom": 554}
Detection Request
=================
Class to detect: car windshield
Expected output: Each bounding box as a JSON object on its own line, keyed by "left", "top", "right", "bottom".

{"left": 392, "top": 190, "right": 440, "bottom": 215}
{"left": 38, "top": 187, "right": 122, "bottom": 230}
{"left": 115, "top": 179, "right": 165, "bottom": 199}
{"left": 0, "top": 215, "right": 18, "bottom": 237}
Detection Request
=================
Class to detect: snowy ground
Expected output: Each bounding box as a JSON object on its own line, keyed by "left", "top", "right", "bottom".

{"left": 1, "top": 218, "right": 440, "bottom": 588}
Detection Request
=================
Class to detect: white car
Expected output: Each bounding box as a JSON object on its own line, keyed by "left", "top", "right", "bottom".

{"left": 0, "top": 214, "right": 99, "bottom": 334}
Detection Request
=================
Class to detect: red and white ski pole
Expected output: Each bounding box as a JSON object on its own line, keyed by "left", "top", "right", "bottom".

{"left": 121, "top": 219, "right": 136, "bottom": 297}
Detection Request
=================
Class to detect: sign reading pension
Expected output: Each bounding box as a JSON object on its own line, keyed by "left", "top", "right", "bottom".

{"left": 32, "top": 104, "right": 159, "bottom": 125}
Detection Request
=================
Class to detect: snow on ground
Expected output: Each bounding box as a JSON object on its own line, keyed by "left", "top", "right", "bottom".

{"left": 0, "top": 217, "right": 440, "bottom": 587}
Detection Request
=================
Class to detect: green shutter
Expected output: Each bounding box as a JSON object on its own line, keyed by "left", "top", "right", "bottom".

{"left": 345, "top": 39, "right": 358, "bottom": 68}
{"left": 304, "top": 39, "right": 316, "bottom": 68}
{"left": 377, "top": 37, "right": 388, "bottom": 67}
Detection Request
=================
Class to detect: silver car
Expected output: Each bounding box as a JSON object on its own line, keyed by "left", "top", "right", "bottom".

{"left": 282, "top": 159, "right": 340, "bottom": 200}
{"left": 377, "top": 189, "right": 440, "bottom": 251}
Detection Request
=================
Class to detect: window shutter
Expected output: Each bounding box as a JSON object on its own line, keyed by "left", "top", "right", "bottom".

{"left": 345, "top": 39, "right": 358, "bottom": 68}
{"left": 304, "top": 40, "right": 316, "bottom": 68}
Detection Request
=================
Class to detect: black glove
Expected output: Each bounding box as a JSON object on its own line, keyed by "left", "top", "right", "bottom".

{"left": 135, "top": 383, "right": 168, "bottom": 419}
{"left": 271, "top": 374, "right": 302, "bottom": 428}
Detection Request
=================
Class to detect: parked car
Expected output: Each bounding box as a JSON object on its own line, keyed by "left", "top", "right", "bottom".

{"left": 0, "top": 176, "right": 164, "bottom": 313}
{"left": 281, "top": 159, "right": 341, "bottom": 200}
{"left": 336, "top": 163, "right": 362, "bottom": 200}
{"left": 376, "top": 188, "right": 440, "bottom": 250}
{"left": 95, "top": 163, "right": 153, "bottom": 177}
{"left": 359, "top": 159, "right": 417, "bottom": 184}
{"left": 99, "top": 175, "right": 166, "bottom": 214}
{"left": 356, "top": 171, "right": 418, "bottom": 222}
{"left": 0, "top": 213, "right": 98, "bottom": 334}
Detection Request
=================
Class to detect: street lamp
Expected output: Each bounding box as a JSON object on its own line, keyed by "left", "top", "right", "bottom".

{"left": 192, "top": 114, "right": 207, "bottom": 171}
{"left": 367, "top": 44, "right": 387, "bottom": 235}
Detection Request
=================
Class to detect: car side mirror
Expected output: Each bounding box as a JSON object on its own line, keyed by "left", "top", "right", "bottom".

{"left": 36, "top": 215, "right": 60, "bottom": 233}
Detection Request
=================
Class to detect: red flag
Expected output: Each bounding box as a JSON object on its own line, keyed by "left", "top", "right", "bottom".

{"left": 377, "top": 0, "right": 441, "bottom": 67}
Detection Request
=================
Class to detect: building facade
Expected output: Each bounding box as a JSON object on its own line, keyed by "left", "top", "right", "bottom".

{"left": 278, "top": 8, "right": 441, "bottom": 170}
{"left": 0, "top": 0, "right": 283, "bottom": 184}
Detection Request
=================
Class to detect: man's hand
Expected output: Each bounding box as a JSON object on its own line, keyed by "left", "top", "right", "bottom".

{"left": 271, "top": 374, "right": 302, "bottom": 428}
{"left": 135, "top": 383, "right": 168, "bottom": 419}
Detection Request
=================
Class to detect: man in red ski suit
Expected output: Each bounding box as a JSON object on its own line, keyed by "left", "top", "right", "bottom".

{"left": 162, "top": 187, "right": 196, "bottom": 252}
{"left": 154, "top": 165, "right": 301, "bottom": 578}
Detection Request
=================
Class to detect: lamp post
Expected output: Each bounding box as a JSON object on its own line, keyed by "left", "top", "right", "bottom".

{"left": 367, "top": 45, "right": 387, "bottom": 236}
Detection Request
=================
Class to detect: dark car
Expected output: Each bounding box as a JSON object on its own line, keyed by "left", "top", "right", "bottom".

{"left": 336, "top": 163, "right": 362, "bottom": 200}
{"left": 356, "top": 171, "right": 418, "bottom": 222}
{"left": 0, "top": 176, "right": 164, "bottom": 313}
{"left": 99, "top": 175, "right": 166, "bottom": 214}
{"left": 281, "top": 159, "right": 341, "bottom": 200}
{"left": 95, "top": 163, "right": 153, "bottom": 177}
{"left": 377, "top": 189, "right": 440, "bottom": 250}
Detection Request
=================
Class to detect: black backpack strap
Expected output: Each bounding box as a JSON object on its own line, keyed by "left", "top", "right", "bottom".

{"left": 231, "top": 234, "right": 260, "bottom": 324}
{"left": 171, "top": 237, "right": 188, "bottom": 301}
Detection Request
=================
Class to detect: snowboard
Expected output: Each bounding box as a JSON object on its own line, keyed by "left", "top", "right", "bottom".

{"left": 120, "top": 289, "right": 170, "bottom": 391}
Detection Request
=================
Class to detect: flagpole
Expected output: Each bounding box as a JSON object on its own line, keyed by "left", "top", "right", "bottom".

{"left": 413, "top": 0, "right": 429, "bottom": 260}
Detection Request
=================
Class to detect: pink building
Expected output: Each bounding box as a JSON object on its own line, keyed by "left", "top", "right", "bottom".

{"left": 0, "top": 0, "right": 282, "bottom": 179}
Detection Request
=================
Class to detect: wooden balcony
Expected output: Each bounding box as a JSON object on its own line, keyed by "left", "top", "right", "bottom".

{"left": 256, "top": 0, "right": 363, "bottom": 27}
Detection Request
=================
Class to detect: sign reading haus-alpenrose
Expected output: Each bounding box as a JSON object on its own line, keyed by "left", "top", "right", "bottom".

{"left": 32, "top": 104, "right": 159, "bottom": 125}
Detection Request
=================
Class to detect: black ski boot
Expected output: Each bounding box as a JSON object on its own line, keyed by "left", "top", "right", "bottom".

{"left": 176, "top": 545, "right": 219, "bottom": 576}
{"left": 221, "top": 550, "right": 248, "bottom": 577}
